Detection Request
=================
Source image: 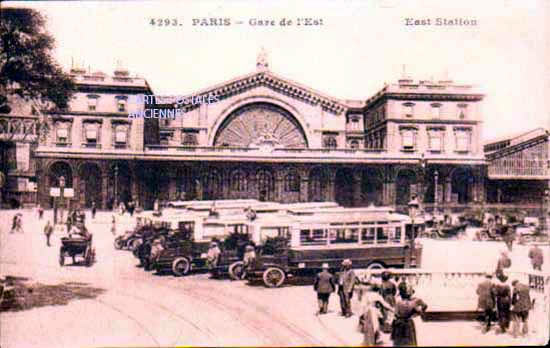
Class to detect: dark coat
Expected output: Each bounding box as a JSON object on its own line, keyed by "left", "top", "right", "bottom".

{"left": 380, "top": 280, "right": 397, "bottom": 307}
{"left": 391, "top": 298, "right": 427, "bottom": 346}
{"left": 512, "top": 283, "right": 531, "bottom": 312}
{"left": 314, "top": 270, "right": 336, "bottom": 294}
{"left": 476, "top": 279, "right": 495, "bottom": 310}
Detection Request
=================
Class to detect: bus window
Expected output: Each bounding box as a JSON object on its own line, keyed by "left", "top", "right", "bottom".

{"left": 361, "top": 227, "right": 375, "bottom": 244}
{"left": 329, "top": 228, "right": 358, "bottom": 244}
{"left": 300, "top": 229, "right": 327, "bottom": 246}
{"left": 393, "top": 226, "right": 402, "bottom": 243}
{"left": 278, "top": 227, "right": 290, "bottom": 239}
{"left": 376, "top": 227, "right": 388, "bottom": 244}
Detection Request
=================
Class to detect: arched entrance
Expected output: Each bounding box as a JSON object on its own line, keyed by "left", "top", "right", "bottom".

{"left": 361, "top": 168, "right": 383, "bottom": 206}
{"left": 395, "top": 169, "right": 417, "bottom": 206}
{"left": 451, "top": 167, "right": 475, "bottom": 204}
{"left": 334, "top": 168, "right": 354, "bottom": 207}
{"left": 202, "top": 170, "right": 222, "bottom": 200}
{"left": 108, "top": 162, "right": 132, "bottom": 209}
{"left": 176, "top": 166, "right": 197, "bottom": 200}
{"left": 309, "top": 167, "right": 330, "bottom": 202}
{"left": 257, "top": 169, "right": 274, "bottom": 202}
{"left": 78, "top": 162, "right": 102, "bottom": 208}
{"left": 47, "top": 161, "right": 73, "bottom": 208}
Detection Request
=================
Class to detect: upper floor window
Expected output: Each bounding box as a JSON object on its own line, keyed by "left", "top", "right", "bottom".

{"left": 427, "top": 127, "right": 445, "bottom": 152}
{"left": 454, "top": 127, "right": 472, "bottom": 152}
{"left": 431, "top": 103, "right": 442, "bottom": 119}
{"left": 182, "top": 131, "right": 198, "bottom": 146}
{"left": 55, "top": 122, "right": 71, "bottom": 146}
{"left": 400, "top": 127, "right": 417, "bottom": 152}
{"left": 118, "top": 101, "right": 126, "bottom": 112}
{"left": 403, "top": 102, "right": 415, "bottom": 118}
{"left": 284, "top": 171, "right": 300, "bottom": 192}
{"left": 83, "top": 122, "right": 101, "bottom": 147}
{"left": 348, "top": 115, "right": 361, "bottom": 131}
{"left": 87, "top": 95, "right": 99, "bottom": 111}
{"left": 113, "top": 123, "right": 129, "bottom": 148}
{"left": 323, "top": 134, "right": 338, "bottom": 149}
{"left": 457, "top": 103, "right": 468, "bottom": 119}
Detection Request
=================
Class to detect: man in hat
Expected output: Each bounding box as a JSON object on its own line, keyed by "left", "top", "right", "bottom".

{"left": 476, "top": 272, "right": 496, "bottom": 333}
{"left": 314, "top": 263, "right": 335, "bottom": 314}
{"left": 528, "top": 244, "right": 544, "bottom": 271}
{"left": 511, "top": 279, "right": 531, "bottom": 337}
{"left": 492, "top": 272, "right": 512, "bottom": 333}
{"left": 337, "top": 259, "right": 357, "bottom": 317}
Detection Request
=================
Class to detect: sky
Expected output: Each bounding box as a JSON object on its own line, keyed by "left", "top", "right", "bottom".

{"left": 6, "top": 0, "right": 550, "bottom": 142}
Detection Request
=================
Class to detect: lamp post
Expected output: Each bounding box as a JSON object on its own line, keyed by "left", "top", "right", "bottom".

{"left": 406, "top": 195, "right": 420, "bottom": 268}
{"left": 541, "top": 188, "right": 550, "bottom": 234}
{"left": 418, "top": 153, "right": 427, "bottom": 212}
{"left": 59, "top": 175, "right": 65, "bottom": 223}
{"left": 434, "top": 170, "right": 439, "bottom": 215}
{"left": 113, "top": 164, "right": 119, "bottom": 211}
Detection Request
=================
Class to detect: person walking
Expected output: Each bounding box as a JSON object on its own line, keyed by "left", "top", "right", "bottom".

{"left": 15, "top": 213, "right": 23, "bottom": 233}
{"left": 37, "top": 204, "right": 44, "bottom": 220}
{"left": 91, "top": 201, "right": 97, "bottom": 220}
{"left": 496, "top": 250, "right": 512, "bottom": 277}
{"left": 111, "top": 215, "right": 116, "bottom": 236}
{"left": 511, "top": 279, "right": 531, "bottom": 338}
{"left": 359, "top": 284, "right": 394, "bottom": 345}
{"left": 206, "top": 242, "right": 221, "bottom": 277}
{"left": 314, "top": 263, "right": 335, "bottom": 315}
{"left": 391, "top": 284, "right": 428, "bottom": 346}
{"left": 528, "top": 244, "right": 544, "bottom": 271}
{"left": 493, "top": 273, "right": 512, "bottom": 334}
{"left": 10, "top": 215, "right": 18, "bottom": 233}
{"left": 476, "top": 272, "right": 496, "bottom": 333}
{"left": 503, "top": 225, "right": 515, "bottom": 252}
{"left": 241, "top": 245, "right": 256, "bottom": 280}
{"left": 337, "top": 259, "right": 357, "bottom": 317}
{"left": 44, "top": 220, "right": 53, "bottom": 247}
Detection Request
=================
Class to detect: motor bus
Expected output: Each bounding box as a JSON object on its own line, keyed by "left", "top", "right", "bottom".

{"left": 246, "top": 206, "right": 424, "bottom": 287}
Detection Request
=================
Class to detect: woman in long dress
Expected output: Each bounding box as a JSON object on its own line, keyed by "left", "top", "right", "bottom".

{"left": 358, "top": 284, "right": 394, "bottom": 345}
{"left": 391, "top": 284, "right": 428, "bottom": 346}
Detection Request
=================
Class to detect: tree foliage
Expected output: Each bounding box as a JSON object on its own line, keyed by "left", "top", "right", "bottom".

{"left": 0, "top": 7, "right": 75, "bottom": 114}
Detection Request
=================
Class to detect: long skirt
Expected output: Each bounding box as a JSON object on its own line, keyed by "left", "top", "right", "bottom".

{"left": 391, "top": 318, "right": 417, "bottom": 346}
{"left": 362, "top": 309, "right": 377, "bottom": 345}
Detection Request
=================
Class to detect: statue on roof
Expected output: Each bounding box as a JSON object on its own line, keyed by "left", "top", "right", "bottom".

{"left": 256, "top": 47, "right": 269, "bottom": 71}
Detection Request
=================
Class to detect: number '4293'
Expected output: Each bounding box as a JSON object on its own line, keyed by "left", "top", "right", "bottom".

{"left": 150, "top": 18, "right": 182, "bottom": 26}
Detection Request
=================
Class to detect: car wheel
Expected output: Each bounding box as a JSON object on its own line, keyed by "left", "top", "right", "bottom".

{"left": 263, "top": 267, "right": 285, "bottom": 288}
{"left": 366, "top": 262, "right": 384, "bottom": 270}
{"left": 114, "top": 237, "right": 123, "bottom": 250}
{"left": 229, "top": 261, "right": 244, "bottom": 280}
{"left": 172, "top": 257, "right": 190, "bottom": 277}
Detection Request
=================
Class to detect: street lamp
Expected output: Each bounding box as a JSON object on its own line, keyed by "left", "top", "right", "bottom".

{"left": 406, "top": 194, "right": 420, "bottom": 268}
{"left": 541, "top": 188, "right": 550, "bottom": 233}
{"left": 434, "top": 170, "right": 439, "bottom": 215}
{"left": 113, "top": 164, "right": 119, "bottom": 211}
{"left": 59, "top": 175, "right": 66, "bottom": 223}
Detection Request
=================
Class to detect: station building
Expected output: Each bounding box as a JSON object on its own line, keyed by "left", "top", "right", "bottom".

{"left": 4, "top": 56, "right": 488, "bottom": 211}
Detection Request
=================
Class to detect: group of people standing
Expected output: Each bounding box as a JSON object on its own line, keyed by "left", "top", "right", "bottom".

{"left": 477, "top": 271, "right": 532, "bottom": 337}
{"left": 314, "top": 261, "right": 428, "bottom": 346}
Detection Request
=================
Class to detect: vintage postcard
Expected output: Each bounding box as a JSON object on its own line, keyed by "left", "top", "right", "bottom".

{"left": 0, "top": 0, "right": 549, "bottom": 347}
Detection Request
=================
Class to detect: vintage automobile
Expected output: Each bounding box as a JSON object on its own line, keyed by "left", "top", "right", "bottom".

{"left": 59, "top": 224, "right": 95, "bottom": 267}
{"left": 421, "top": 214, "right": 468, "bottom": 239}
{"left": 246, "top": 206, "right": 424, "bottom": 288}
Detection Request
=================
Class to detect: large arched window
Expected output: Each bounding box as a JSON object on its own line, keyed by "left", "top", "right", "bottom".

{"left": 231, "top": 171, "right": 247, "bottom": 192}
{"left": 284, "top": 171, "right": 300, "bottom": 192}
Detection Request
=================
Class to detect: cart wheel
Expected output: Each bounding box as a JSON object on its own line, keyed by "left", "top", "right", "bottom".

{"left": 59, "top": 253, "right": 65, "bottom": 266}
{"left": 172, "top": 257, "right": 190, "bottom": 277}
{"left": 229, "top": 261, "right": 244, "bottom": 280}
{"left": 114, "top": 237, "right": 123, "bottom": 250}
{"left": 263, "top": 267, "right": 285, "bottom": 288}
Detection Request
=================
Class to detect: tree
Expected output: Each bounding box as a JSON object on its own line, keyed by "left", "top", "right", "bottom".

{"left": 0, "top": 7, "right": 75, "bottom": 139}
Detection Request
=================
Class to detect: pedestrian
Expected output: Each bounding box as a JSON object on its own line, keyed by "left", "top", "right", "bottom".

{"left": 380, "top": 271, "right": 397, "bottom": 308}
{"left": 476, "top": 272, "right": 496, "bottom": 333}
{"left": 511, "top": 279, "right": 531, "bottom": 338}
{"left": 496, "top": 250, "right": 511, "bottom": 276}
{"left": 390, "top": 284, "right": 428, "bottom": 346}
{"left": 10, "top": 215, "right": 18, "bottom": 233}
{"left": 503, "top": 225, "right": 515, "bottom": 252}
{"left": 241, "top": 245, "right": 256, "bottom": 280}
{"left": 15, "top": 213, "right": 23, "bottom": 233}
{"left": 44, "top": 220, "right": 53, "bottom": 247}
{"left": 128, "top": 200, "right": 135, "bottom": 216}
{"left": 119, "top": 201, "right": 126, "bottom": 215}
{"left": 359, "top": 284, "right": 394, "bottom": 345}
{"left": 37, "top": 204, "right": 44, "bottom": 220}
{"left": 492, "top": 273, "right": 512, "bottom": 334}
{"left": 398, "top": 277, "right": 408, "bottom": 299}
{"left": 91, "top": 201, "right": 97, "bottom": 219}
{"left": 337, "top": 259, "right": 357, "bottom": 317}
{"left": 111, "top": 215, "right": 116, "bottom": 236}
{"left": 66, "top": 212, "right": 73, "bottom": 233}
{"left": 314, "top": 263, "right": 336, "bottom": 315}
{"left": 206, "top": 241, "right": 221, "bottom": 276}
{"left": 528, "top": 244, "right": 544, "bottom": 271}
